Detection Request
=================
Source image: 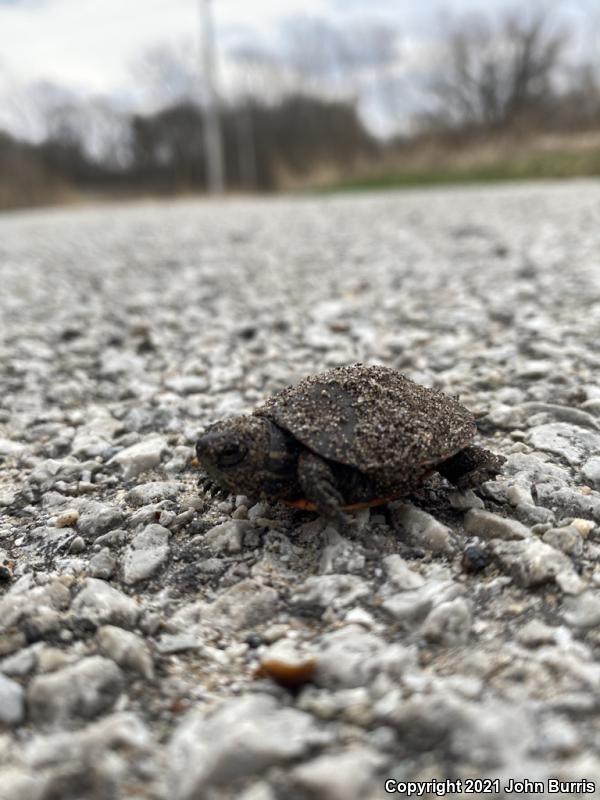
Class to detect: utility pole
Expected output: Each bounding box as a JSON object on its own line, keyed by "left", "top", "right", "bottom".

{"left": 200, "top": 0, "right": 225, "bottom": 194}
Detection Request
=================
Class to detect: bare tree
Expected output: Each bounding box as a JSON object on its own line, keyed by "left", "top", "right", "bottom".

{"left": 132, "top": 41, "right": 201, "bottom": 108}
{"left": 228, "top": 43, "right": 291, "bottom": 104}
{"left": 229, "top": 17, "right": 403, "bottom": 135}
{"left": 424, "top": 9, "right": 569, "bottom": 130}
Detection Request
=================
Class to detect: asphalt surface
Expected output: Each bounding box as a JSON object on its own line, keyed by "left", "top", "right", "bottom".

{"left": 2, "top": 181, "right": 600, "bottom": 799}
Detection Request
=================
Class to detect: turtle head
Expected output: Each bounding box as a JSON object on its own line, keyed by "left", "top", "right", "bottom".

{"left": 195, "top": 415, "right": 273, "bottom": 497}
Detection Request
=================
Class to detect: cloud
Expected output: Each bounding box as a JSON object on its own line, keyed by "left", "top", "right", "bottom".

{"left": 0, "top": 0, "right": 333, "bottom": 92}
{"left": 0, "top": 0, "right": 595, "bottom": 138}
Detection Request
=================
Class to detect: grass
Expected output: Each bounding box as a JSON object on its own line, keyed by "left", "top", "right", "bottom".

{"left": 319, "top": 147, "right": 600, "bottom": 193}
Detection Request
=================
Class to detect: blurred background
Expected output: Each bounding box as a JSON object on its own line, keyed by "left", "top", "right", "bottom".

{"left": 1, "top": 0, "right": 600, "bottom": 209}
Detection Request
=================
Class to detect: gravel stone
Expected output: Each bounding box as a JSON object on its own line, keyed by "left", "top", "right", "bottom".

{"left": 582, "top": 457, "right": 600, "bottom": 489}
{"left": 55, "top": 508, "right": 80, "bottom": 528}
{"left": 125, "top": 481, "right": 182, "bottom": 507}
{"left": 169, "top": 694, "right": 327, "bottom": 798}
{"left": 517, "top": 620, "right": 558, "bottom": 647}
{"left": 490, "top": 539, "right": 574, "bottom": 587}
{"left": 77, "top": 503, "right": 125, "bottom": 539}
{"left": 383, "top": 554, "right": 425, "bottom": 590}
{"left": 463, "top": 508, "right": 530, "bottom": 540}
{"left": 155, "top": 634, "right": 203, "bottom": 654}
{"left": 0, "top": 438, "right": 26, "bottom": 457}
{"left": 292, "top": 574, "right": 370, "bottom": 610}
{"left": 421, "top": 598, "right": 472, "bottom": 646}
{"left": 534, "top": 484, "right": 600, "bottom": 523}
{"left": 289, "top": 748, "right": 385, "bottom": 800}
{"left": 71, "top": 578, "right": 139, "bottom": 627}
{"left": 447, "top": 489, "right": 485, "bottom": 510}
{"left": 202, "top": 520, "right": 251, "bottom": 553}
{"left": 542, "top": 525, "right": 584, "bottom": 556}
{"left": 110, "top": 436, "right": 169, "bottom": 479}
{"left": 527, "top": 423, "right": 600, "bottom": 465}
{"left": 69, "top": 536, "right": 86, "bottom": 553}
{"left": 28, "top": 656, "right": 124, "bottom": 724}
{"left": 0, "top": 770, "right": 37, "bottom": 800}
{"left": 96, "top": 625, "right": 154, "bottom": 679}
{"left": 176, "top": 579, "right": 279, "bottom": 632}
{"left": 122, "top": 524, "right": 170, "bottom": 584}
{"left": 311, "top": 626, "right": 387, "bottom": 689}
{"left": 0, "top": 646, "right": 37, "bottom": 677}
{"left": 88, "top": 548, "right": 117, "bottom": 579}
{"left": 391, "top": 503, "right": 455, "bottom": 553}
{"left": 0, "top": 674, "right": 25, "bottom": 725}
{"left": 562, "top": 592, "right": 600, "bottom": 628}
{"left": 382, "top": 580, "right": 461, "bottom": 624}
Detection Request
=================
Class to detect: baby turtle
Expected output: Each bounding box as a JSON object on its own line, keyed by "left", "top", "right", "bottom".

{"left": 195, "top": 364, "right": 504, "bottom": 526}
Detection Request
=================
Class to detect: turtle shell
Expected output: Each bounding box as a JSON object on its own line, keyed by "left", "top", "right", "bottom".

{"left": 254, "top": 364, "right": 476, "bottom": 480}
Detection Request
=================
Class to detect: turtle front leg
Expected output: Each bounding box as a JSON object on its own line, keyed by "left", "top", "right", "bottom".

{"left": 297, "top": 451, "right": 350, "bottom": 531}
{"left": 436, "top": 445, "right": 506, "bottom": 490}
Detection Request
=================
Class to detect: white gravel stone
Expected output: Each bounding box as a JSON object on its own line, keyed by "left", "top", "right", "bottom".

{"left": 527, "top": 423, "right": 600, "bottom": 465}
{"left": 464, "top": 508, "right": 530, "bottom": 540}
{"left": 69, "top": 535, "right": 85, "bottom": 553}
{"left": 292, "top": 574, "right": 370, "bottom": 610}
{"left": 156, "top": 634, "right": 203, "bottom": 654}
{"left": 169, "top": 694, "right": 328, "bottom": 798}
{"left": 202, "top": 520, "right": 250, "bottom": 553}
{"left": 0, "top": 438, "right": 26, "bottom": 457}
{"left": 490, "top": 539, "right": 573, "bottom": 587}
{"left": 391, "top": 503, "right": 454, "bottom": 554}
{"left": 555, "top": 570, "right": 586, "bottom": 596}
{"left": 0, "top": 674, "right": 25, "bottom": 725}
{"left": 97, "top": 625, "right": 154, "bottom": 679}
{"left": 289, "top": 747, "right": 385, "bottom": 800}
{"left": 562, "top": 591, "right": 600, "bottom": 627}
{"left": 535, "top": 484, "right": 600, "bottom": 523}
{"left": 125, "top": 481, "right": 182, "bottom": 507}
{"left": 542, "top": 525, "right": 584, "bottom": 556}
{"left": 383, "top": 554, "right": 425, "bottom": 591}
{"left": 383, "top": 580, "right": 462, "bottom": 624}
{"left": 0, "top": 770, "right": 37, "bottom": 800}
{"left": 447, "top": 489, "right": 485, "bottom": 510}
{"left": 506, "top": 484, "right": 535, "bottom": 506}
{"left": 0, "top": 646, "right": 37, "bottom": 677}
{"left": 517, "top": 620, "right": 557, "bottom": 647}
{"left": 175, "top": 579, "right": 279, "bottom": 632}
{"left": 28, "top": 656, "right": 124, "bottom": 723}
{"left": 72, "top": 578, "right": 139, "bottom": 627}
{"left": 77, "top": 503, "right": 124, "bottom": 539}
{"left": 313, "top": 625, "right": 414, "bottom": 689}
{"left": 582, "top": 457, "right": 600, "bottom": 489}
{"left": 422, "top": 598, "right": 472, "bottom": 646}
{"left": 110, "top": 436, "right": 169, "bottom": 479}
{"left": 89, "top": 547, "right": 117, "bottom": 579}
{"left": 122, "top": 523, "right": 170, "bottom": 584}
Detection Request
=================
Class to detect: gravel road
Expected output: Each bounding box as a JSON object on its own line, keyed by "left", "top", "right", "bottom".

{"left": 2, "top": 181, "right": 600, "bottom": 799}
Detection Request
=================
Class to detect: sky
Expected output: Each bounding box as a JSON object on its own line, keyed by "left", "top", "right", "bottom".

{"left": 0, "top": 0, "right": 598, "bottom": 138}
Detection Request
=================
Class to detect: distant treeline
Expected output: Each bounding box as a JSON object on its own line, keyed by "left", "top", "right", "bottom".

{"left": 0, "top": 95, "right": 376, "bottom": 208}
{"left": 2, "top": 7, "right": 600, "bottom": 208}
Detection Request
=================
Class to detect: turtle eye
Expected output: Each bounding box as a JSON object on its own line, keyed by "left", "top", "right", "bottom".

{"left": 217, "top": 444, "right": 247, "bottom": 468}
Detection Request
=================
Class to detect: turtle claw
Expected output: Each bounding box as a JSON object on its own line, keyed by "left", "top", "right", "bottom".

{"left": 199, "top": 476, "right": 226, "bottom": 499}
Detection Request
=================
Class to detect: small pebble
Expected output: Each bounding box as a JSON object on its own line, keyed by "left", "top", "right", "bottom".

{"left": 69, "top": 536, "right": 86, "bottom": 554}
{"left": 55, "top": 508, "right": 80, "bottom": 528}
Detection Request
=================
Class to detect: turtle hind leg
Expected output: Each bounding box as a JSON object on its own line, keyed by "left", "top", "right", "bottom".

{"left": 297, "top": 451, "right": 354, "bottom": 533}
{"left": 436, "top": 445, "right": 505, "bottom": 490}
